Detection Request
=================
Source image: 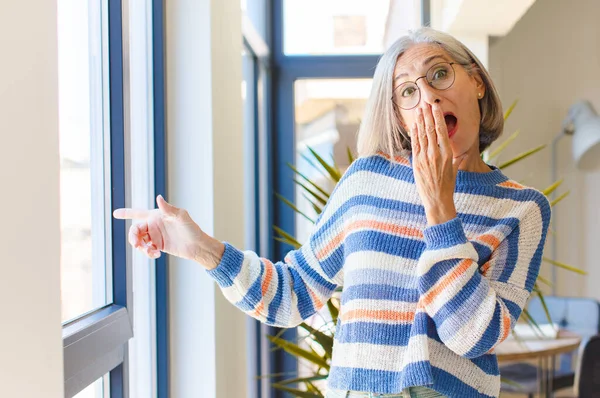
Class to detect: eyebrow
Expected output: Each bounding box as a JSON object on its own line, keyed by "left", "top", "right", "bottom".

{"left": 394, "top": 55, "right": 448, "bottom": 82}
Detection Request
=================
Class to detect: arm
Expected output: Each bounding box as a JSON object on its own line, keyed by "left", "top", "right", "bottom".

{"left": 416, "top": 192, "right": 552, "bottom": 358}
{"left": 202, "top": 166, "right": 356, "bottom": 328}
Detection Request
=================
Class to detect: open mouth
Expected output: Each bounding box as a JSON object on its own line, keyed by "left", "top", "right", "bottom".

{"left": 444, "top": 113, "right": 458, "bottom": 137}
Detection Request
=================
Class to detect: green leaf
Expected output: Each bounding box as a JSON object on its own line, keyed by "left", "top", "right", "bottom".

{"left": 274, "top": 237, "right": 302, "bottom": 250}
{"left": 305, "top": 380, "right": 323, "bottom": 396}
{"left": 347, "top": 147, "right": 355, "bottom": 164}
{"left": 501, "top": 376, "right": 524, "bottom": 389}
{"left": 267, "top": 335, "right": 330, "bottom": 370}
{"left": 255, "top": 371, "right": 299, "bottom": 380}
{"left": 542, "top": 179, "right": 564, "bottom": 196}
{"left": 542, "top": 257, "right": 587, "bottom": 275}
{"left": 273, "top": 226, "right": 302, "bottom": 247}
{"left": 275, "top": 193, "right": 315, "bottom": 224}
{"left": 488, "top": 130, "right": 520, "bottom": 160}
{"left": 497, "top": 144, "right": 546, "bottom": 169}
{"left": 302, "top": 193, "right": 324, "bottom": 216}
{"left": 276, "top": 374, "right": 328, "bottom": 386}
{"left": 327, "top": 299, "right": 339, "bottom": 324}
{"left": 271, "top": 384, "right": 323, "bottom": 398}
{"left": 550, "top": 191, "right": 570, "bottom": 207}
{"left": 307, "top": 147, "right": 342, "bottom": 182}
{"left": 300, "top": 153, "right": 329, "bottom": 180}
{"left": 295, "top": 180, "right": 328, "bottom": 206}
{"left": 520, "top": 309, "right": 546, "bottom": 339}
{"left": 504, "top": 99, "right": 519, "bottom": 121}
{"left": 288, "top": 163, "right": 331, "bottom": 199}
{"left": 534, "top": 287, "right": 553, "bottom": 325}
{"left": 299, "top": 323, "right": 334, "bottom": 359}
{"left": 536, "top": 274, "right": 553, "bottom": 287}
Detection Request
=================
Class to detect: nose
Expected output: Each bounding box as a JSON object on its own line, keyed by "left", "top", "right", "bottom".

{"left": 417, "top": 79, "right": 442, "bottom": 107}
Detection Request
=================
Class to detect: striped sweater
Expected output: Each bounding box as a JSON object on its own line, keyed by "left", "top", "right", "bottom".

{"left": 206, "top": 150, "right": 552, "bottom": 398}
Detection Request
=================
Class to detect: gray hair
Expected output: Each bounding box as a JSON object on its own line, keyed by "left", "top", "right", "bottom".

{"left": 356, "top": 27, "right": 504, "bottom": 157}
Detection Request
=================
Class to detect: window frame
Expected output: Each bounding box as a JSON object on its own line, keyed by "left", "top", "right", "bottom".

{"left": 62, "top": 0, "right": 133, "bottom": 397}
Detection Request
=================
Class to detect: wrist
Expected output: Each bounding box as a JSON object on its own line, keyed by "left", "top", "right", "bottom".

{"left": 424, "top": 200, "right": 456, "bottom": 226}
{"left": 194, "top": 233, "right": 225, "bottom": 271}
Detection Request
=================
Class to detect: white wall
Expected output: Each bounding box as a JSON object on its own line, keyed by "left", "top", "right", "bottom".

{"left": 488, "top": 0, "right": 600, "bottom": 299}
{"left": 0, "top": 1, "right": 64, "bottom": 398}
{"left": 165, "top": 0, "right": 248, "bottom": 397}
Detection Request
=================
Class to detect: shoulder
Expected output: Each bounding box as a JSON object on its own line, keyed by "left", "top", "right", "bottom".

{"left": 342, "top": 151, "right": 411, "bottom": 180}
{"left": 496, "top": 179, "right": 552, "bottom": 230}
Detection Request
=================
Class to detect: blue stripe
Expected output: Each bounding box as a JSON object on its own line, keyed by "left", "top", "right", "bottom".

{"left": 464, "top": 304, "right": 502, "bottom": 359}
{"left": 266, "top": 267, "right": 285, "bottom": 324}
{"left": 497, "top": 225, "right": 520, "bottom": 283}
{"left": 234, "top": 260, "right": 265, "bottom": 312}
{"left": 206, "top": 243, "right": 245, "bottom": 288}
{"left": 345, "top": 231, "right": 424, "bottom": 260}
{"left": 432, "top": 271, "right": 485, "bottom": 329}
{"left": 289, "top": 267, "right": 317, "bottom": 320}
{"left": 341, "top": 284, "right": 419, "bottom": 304}
{"left": 430, "top": 367, "right": 497, "bottom": 398}
{"left": 419, "top": 258, "right": 462, "bottom": 292}
{"left": 334, "top": 322, "right": 413, "bottom": 345}
{"left": 504, "top": 298, "right": 522, "bottom": 322}
{"left": 293, "top": 248, "right": 338, "bottom": 290}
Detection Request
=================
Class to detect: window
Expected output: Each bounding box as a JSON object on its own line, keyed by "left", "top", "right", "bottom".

{"left": 73, "top": 375, "right": 108, "bottom": 398}
{"left": 58, "top": 0, "right": 139, "bottom": 396}
{"left": 283, "top": 0, "right": 422, "bottom": 55}
{"left": 58, "top": 0, "right": 111, "bottom": 325}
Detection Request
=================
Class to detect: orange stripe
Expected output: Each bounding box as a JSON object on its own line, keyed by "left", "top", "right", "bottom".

{"left": 250, "top": 302, "right": 264, "bottom": 318}
{"left": 261, "top": 258, "right": 274, "bottom": 296}
{"left": 500, "top": 310, "right": 511, "bottom": 341}
{"left": 308, "top": 287, "right": 324, "bottom": 311}
{"left": 480, "top": 260, "right": 492, "bottom": 276}
{"left": 316, "top": 220, "right": 423, "bottom": 260}
{"left": 478, "top": 234, "right": 501, "bottom": 250}
{"left": 342, "top": 309, "right": 415, "bottom": 323}
{"left": 499, "top": 180, "right": 525, "bottom": 190}
{"left": 377, "top": 150, "right": 410, "bottom": 166}
{"left": 421, "top": 259, "right": 473, "bottom": 306}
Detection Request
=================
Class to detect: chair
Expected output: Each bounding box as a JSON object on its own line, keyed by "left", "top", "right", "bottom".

{"left": 575, "top": 334, "right": 600, "bottom": 397}
{"left": 500, "top": 296, "right": 600, "bottom": 397}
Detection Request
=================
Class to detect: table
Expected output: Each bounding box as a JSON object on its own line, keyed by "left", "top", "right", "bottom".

{"left": 496, "top": 329, "right": 581, "bottom": 398}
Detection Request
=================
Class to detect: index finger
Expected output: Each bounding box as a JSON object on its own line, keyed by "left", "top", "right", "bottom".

{"left": 432, "top": 103, "right": 451, "bottom": 154}
{"left": 113, "top": 208, "right": 153, "bottom": 220}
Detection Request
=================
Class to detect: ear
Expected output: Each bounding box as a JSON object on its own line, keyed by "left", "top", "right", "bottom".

{"left": 470, "top": 64, "right": 486, "bottom": 97}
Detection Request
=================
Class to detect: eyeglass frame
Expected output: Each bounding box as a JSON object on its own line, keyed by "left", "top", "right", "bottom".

{"left": 391, "top": 61, "right": 459, "bottom": 110}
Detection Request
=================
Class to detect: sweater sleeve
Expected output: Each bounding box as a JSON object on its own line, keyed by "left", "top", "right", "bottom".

{"left": 416, "top": 191, "right": 552, "bottom": 359}
{"left": 204, "top": 164, "right": 356, "bottom": 328}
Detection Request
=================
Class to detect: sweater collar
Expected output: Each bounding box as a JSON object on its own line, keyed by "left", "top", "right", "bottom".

{"left": 405, "top": 151, "right": 509, "bottom": 187}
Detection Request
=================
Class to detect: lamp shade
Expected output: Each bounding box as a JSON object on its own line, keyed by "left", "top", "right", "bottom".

{"left": 568, "top": 100, "right": 600, "bottom": 170}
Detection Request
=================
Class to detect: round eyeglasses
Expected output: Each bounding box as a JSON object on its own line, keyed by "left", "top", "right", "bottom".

{"left": 392, "top": 62, "right": 457, "bottom": 110}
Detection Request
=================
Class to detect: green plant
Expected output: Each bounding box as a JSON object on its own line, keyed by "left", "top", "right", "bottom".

{"left": 262, "top": 99, "right": 586, "bottom": 397}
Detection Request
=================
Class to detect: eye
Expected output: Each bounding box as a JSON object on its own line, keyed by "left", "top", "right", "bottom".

{"left": 431, "top": 67, "right": 449, "bottom": 80}
{"left": 401, "top": 86, "right": 416, "bottom": 97}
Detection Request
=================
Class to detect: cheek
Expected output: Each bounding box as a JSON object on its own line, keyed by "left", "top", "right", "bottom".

{"left": 399, "top": 112, "right": 416, "bottom": 134}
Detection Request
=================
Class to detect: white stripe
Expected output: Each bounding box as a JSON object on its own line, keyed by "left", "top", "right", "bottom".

{"left": 345, "top": 250, "right": 417, "bottom": 274}
{"left": 429, "top": 339, "right": 500, "bottom": 397}
{"left": 331, "top": 334, "right": 430, "bottom": 372}
{"left": 441, "top": 291, "right": 497, "bottom": 355}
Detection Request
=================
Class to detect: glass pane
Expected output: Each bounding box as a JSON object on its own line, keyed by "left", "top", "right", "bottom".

{"left": 73, "top": 374, "right": 108, "bottom": 398}
{"left": 241, "top": 0, "right": 267, "bottom": 42}
{"left": 284, "top": 0, "right": 421, "bottom": 55}
{"left": 242, "top": 47, "right": 257, "bottom": 250}
{"left": 293, "top": 79, "right": 372, "bottom": 391}
{"left": 58, "top": 0, "right": 111, "bottom": 323}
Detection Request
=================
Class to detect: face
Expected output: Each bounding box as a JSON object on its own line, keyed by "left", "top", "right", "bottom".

{"left": 392, "top": 43, "right": 486, "bottom": 158}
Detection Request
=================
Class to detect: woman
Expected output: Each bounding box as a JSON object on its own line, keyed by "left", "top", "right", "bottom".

{"left": 114, "top": 27, "right": 551, "bottom": 398}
